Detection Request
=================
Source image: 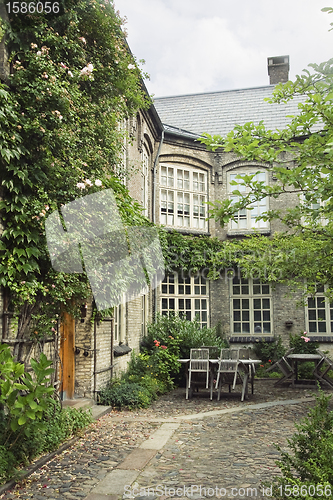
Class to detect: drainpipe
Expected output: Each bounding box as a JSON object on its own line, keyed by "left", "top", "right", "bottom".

{"left": 152, "top": 129, "right": 164, "bottom": 320}
{"left": 152, "top": 129, "right": 164, "bottom": 224}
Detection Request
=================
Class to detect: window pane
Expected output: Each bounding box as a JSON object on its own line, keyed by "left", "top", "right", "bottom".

{"left": 254, "top": 310, "right": 261, "bottom": 321}
{"left": 263, "top": 323, "right": 271, "bottom": 333}
{"left": 319, "top": 322, "right": 327, "bottom": 332}
{"left": 308, "top": 298, "right": 315, "bottom": 308}
{"left": 242, "top": 310, "right": 249, "bottom": 321}
{"left": 263, "top": 310, "right": 270, "bottom": 321}
{"left": 234, "top": 311, "right": 241, "bottom": 321}
{"left": 234, "top": 323, "right": 241, "bottom": 333}
{"left": 253, "top": 299, "right": 261, "bottom": 309}
{"left": 262, "top": 298, "right": 270, "bottom": 309}
{"left": 242, "top": 323, "right": 250, "bottom": 333}
{"left": 309, "top": 322, "right": 317, "bottom": 332}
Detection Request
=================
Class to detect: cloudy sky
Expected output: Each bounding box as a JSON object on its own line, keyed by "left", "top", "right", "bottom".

{"left": 115, "top": 0, "right": 333, "bottom": 98}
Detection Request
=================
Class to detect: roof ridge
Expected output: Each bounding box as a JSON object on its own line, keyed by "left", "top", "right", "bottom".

{"left": 153, "top": 84, "right": 275, "bottom": 100}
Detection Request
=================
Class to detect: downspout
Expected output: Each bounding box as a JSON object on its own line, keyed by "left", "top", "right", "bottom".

{"left": 152, "top": 128, "right": 164, "bottom": 224}
{"left": 152, "top": 129, "right": 164, "bottom": 320}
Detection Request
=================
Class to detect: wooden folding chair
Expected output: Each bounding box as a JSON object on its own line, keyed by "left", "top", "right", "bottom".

{"left": 267, "top": 356, "right": 294, "bottom": 386}
{"left": 215, "top": 348, "right": 248, "bottom": 401}
{"left": 186, "top": 348, "right": 214, "bottom": 400}
{"left": 314, "top": 351, "right": 333, "bottom": 388}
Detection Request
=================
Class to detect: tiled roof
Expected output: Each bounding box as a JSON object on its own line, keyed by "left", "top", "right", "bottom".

{"left": 153, "top": 85, "right": 305, "bottom": 138}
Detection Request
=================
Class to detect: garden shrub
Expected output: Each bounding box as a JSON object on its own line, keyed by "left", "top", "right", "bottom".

{"left": 142, "top": 313, "right": 228, "bottom": 359}
{"left": 0, "top": 345, "right": 92, "bottom": 484}
{"left": 252, "top": 336, "right": 286, "bottom": 364}
{"left": 0, "top": 445, "right": 16, "bottom": 485}
{"left": 0, "top": 400, "right": 92, "bottom": 484}
{"left": 271, "top": 389, "right": 333, "bottom": 499}
{"left": 289, "top": 332, "right": 319, "bottom": 354}
{"left": 98, "top": 380, "right": 152, "bottom": 409}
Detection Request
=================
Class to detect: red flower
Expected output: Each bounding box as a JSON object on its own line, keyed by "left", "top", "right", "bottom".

{"left": 268, "top": 359, "right": 271, "bottom": 363}
{"left": 161, "top": 345, "right": 167, "bottom": 349}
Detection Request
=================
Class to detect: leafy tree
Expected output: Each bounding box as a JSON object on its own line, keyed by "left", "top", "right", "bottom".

{"left": 0, "top": 0, "right": 150, "bottom": 350}
{"left": 198, "top": 8, "right": 333, "bottom": 298}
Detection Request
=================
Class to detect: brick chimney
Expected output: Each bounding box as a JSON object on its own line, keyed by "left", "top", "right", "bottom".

{"left": 267, "top": 55, "right": 289, "bottom": 85}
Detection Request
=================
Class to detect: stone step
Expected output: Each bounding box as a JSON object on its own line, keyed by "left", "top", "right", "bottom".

{"left": 61, "top": 398, "right": 112, "bottom": 420}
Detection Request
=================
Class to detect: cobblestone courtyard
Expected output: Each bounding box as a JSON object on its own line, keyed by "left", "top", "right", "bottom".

{"left": 0, "top": 380, "right": 331, "bottom": 500}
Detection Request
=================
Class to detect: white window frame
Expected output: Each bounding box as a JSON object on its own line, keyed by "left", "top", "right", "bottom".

{"left": 114, "top": 303, "right": 126, "bottom": 343}
{"left": 306, "top": 286, "right": 333, "bottom": 334}
{"left": 301, "top": 193, "right": 328, "bottom": 227}
{"left": 141, "top": 293, "right": 148, "bottom": 339}
{"left": 160, "top": 165, "right": 207, "bottom": 230}
{"left": 142, "top": 146, "right": 149, "bottom": 217}
{"left": 160, "top": 273, "right": 209, "bottom": 328}
{"left": 230, "top": 275, "right": 272, "bottom": 335}
{"left": 228, "top": 169, "right": 269, "bottom": 232}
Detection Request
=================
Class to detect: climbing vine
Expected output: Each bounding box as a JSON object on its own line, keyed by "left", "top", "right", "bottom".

{"left": 0, "top": 0, "right": 150, "bottom": 342}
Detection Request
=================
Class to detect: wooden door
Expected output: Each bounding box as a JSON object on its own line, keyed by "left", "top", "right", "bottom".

{"left": 59, "top": 311, "right": 75, "bottom": 400}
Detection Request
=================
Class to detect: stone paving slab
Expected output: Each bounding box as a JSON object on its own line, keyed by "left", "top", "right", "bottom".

{"left": 117, "top": 449, "right": 156, "bottom": 470}
{"left": 92, "top": 470, "right": 139, "bottom": 495}
{"left": 84, "top": 495, "right": 119, "bottom": 500}
{"left": 139, "top": 423, "right": 181, "bottom": 450}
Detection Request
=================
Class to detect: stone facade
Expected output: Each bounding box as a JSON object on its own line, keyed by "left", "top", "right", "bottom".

{"left": 73, "top": 106, "right": 163, "bottom": 398}
{"left": 153, "top": 126, "right": 331, "bottom": 350}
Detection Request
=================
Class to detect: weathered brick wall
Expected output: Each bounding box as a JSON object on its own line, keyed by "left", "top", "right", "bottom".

{"left": 74, "top": 303, "right": 94, "bottom": 397}
{"left": 94, "top": 318, "right": 113, "bottom": 392}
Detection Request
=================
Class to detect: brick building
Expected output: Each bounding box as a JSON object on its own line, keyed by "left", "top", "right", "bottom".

{"left": 150, "top": 55, "right": 333, "bottom": 357}
{"left": 1, "top": 18, "right": 332, "bottom": 398}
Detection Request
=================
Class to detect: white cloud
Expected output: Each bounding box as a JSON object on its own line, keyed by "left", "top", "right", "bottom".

{"left": 116, "top": 0, "right": 333, "bottom": 96}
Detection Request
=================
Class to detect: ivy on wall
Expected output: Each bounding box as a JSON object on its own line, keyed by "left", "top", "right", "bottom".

{"left": 0, "top": 0, "right": 150, "bottom": 343}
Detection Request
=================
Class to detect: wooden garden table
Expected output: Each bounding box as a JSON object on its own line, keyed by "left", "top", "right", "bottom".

{"left": 286, "top": 353, "right": 323, "bottom": 388}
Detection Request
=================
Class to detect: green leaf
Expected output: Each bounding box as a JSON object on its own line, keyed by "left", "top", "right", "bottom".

{"left": 10, "top": 419, "right": 19, "bottom": 432}
{"left": 18, "top": 415, "right": 27, "bottom": 425}
{"left": 26, "top": 410, "right": 36, "bottom": 420}
{"left": 29, "top": 400, "right": 38, "bottom": 410}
